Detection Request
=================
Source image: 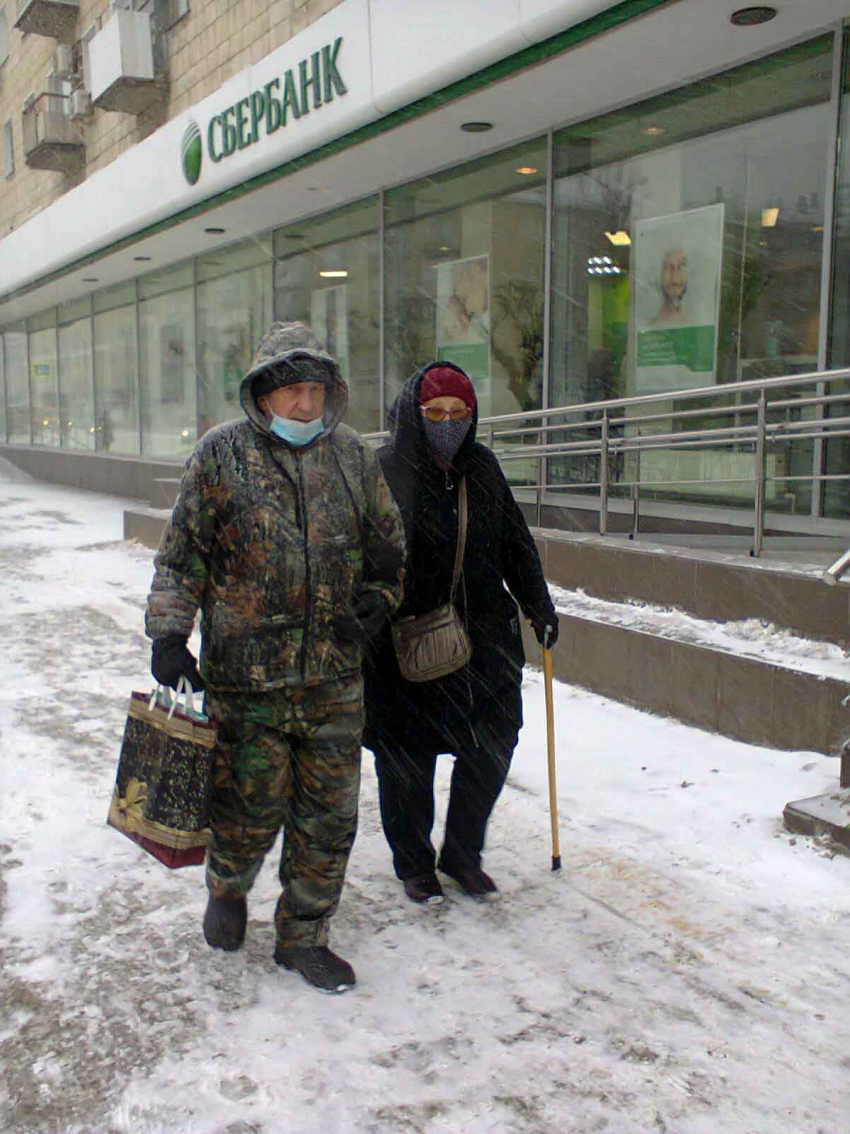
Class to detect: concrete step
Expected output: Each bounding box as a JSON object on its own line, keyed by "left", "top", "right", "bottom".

{"left": 124, "top": 507, "right": 170, "bottom": 549}
{"left": 532, "top": 530, "right": 850, "bottom": 648}
{"left": 783, "top": 788, "right": 850, "bottom": 853}
{"left": 521, "top": 613, "right": 850, "bottom": 756}
{"left": 150, "top": 477, "right": 181, "bottom": 510}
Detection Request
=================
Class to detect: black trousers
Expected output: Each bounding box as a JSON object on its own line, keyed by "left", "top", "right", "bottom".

{"left": 372, "top": 714, "right": 519, "bottom": 881}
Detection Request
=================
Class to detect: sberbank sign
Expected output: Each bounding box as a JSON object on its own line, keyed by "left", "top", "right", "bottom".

{"left": 207, "top": 37, "right": 347, "bottom": 164}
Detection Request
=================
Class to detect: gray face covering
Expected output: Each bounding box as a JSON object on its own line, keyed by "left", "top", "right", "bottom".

{"left": 422, "top": 416, "right": 472, "bottom": 464}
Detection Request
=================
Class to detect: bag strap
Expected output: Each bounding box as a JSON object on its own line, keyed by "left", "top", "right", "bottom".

{"left": 450, "top": 478, "right": 468, "bottom": 602}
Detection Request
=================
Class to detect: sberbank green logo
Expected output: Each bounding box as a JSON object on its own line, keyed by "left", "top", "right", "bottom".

{"left": 181, "top": 121, "right": 202, "bottom": 185}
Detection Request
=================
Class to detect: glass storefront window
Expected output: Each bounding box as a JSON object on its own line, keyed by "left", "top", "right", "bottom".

{"left": 58, "top": 312, "right": 95, "bottom": 451}
{"left": 552, "top": 37, "right": 833, "bottom": 513}
{"left": 197, "top": 239, "right": 273, "bottom": 435}
{"left": 94, "top": 302, "right": 139, "bottom": 454}
{"left": 273, "top": 197, "right": 380, "bottom": 433}
{"left": 384, "top": 139, "right": 547, "bottom": 426}
{"left": 29, "top": 322, "right": 60, "bottom": 448}
{"left": 139, "top": 265, "right": 197, "bottom": 457}
{"left": 4, "top": 325, "right": 29, "bottom": 443}
{"left": 0, "top": 336, "right": 6, "bottom": 443}
{"left": 824, "top": 30, "right": 850, "bottom": 519}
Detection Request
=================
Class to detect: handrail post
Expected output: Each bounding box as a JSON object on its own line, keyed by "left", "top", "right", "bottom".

{"left": 537, "top": 450, "right": 544, "bottom": 527}
{"left": 630, "top": 448, "right": 640, "bottom": 540}
{"left": 752, "top": 393, "right": 767, "bottom": 558}
{"left": 599, "top": 412, "right": 609, "bottom": 536}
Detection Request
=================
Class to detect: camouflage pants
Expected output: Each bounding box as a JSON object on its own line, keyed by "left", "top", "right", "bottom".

{"left": 204, "top": 676, "right": 363, "bottom": 949}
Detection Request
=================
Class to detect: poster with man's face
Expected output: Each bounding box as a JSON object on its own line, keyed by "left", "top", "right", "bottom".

{"left": 435, "top": 255, "right": 491, "bottom": 407}
{"left": 634, "top": 203, "right": 724, "bottom": 393}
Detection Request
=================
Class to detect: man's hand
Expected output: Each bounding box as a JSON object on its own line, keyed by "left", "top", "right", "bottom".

{"left": 335, "top": 592, "right": 389, "bottom": 646}
{"left": 532, "top": 615, "right": 559, "bottom": 649}
{"left": 151, "top": 635, "right": 205, "bottom": 691}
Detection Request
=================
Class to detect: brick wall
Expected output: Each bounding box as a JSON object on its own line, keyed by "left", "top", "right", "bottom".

{"left": 0, "top": 0, "right": 345, "bottom": 239}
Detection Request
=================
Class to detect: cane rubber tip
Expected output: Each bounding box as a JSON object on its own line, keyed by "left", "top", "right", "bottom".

{"left": 551, "top": 856, "right": 562, "bottom": 872}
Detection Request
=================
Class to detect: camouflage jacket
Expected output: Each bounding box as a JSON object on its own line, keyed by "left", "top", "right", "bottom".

{"left": 146, "top": 326, "right": 405, "bottom": 692}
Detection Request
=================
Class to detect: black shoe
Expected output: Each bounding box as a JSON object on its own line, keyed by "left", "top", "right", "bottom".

{"left": 203, "top": 894, "right": 247, "bottom": 951}
{"left": 402, "top": 873, "right": 445, "bottom": 904}
{"left": 274, "top": 945, "right": 356, "bottom": 993}
{"left": 438, "top": 862, "right": 498, "bottom": 897}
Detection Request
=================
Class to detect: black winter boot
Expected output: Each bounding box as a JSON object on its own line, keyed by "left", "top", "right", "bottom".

{"left": 274, "top": 945, "right": 356, "bottom": 993}
{"left": 438, "top": 861, "right": 498, "bottom": 897}
{"left": 203, "top": 894, "right": 247, "bottom": 951}
{"left": 402, "top": 873, "right": 444, "bottom": 904}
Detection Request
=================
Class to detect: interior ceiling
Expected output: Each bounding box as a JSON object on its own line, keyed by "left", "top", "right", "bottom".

{"left": 3, "top": 0, "right": 848, "bottom": 325}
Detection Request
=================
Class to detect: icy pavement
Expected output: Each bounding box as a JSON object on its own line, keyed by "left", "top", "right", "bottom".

{"left": 1, "top": 465, "right": 849, "bottom": 1134}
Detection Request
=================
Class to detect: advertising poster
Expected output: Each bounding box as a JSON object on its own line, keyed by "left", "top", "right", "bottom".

{"left": 634, "top": 203, "right": 724, "bottom": 394}
{"left": 311, "top": 284, "right": 350, "bottom": 381}
{"left": 435, "top": 254, "right": 490, "bottom": 407}
{"left": 160, "top": 324, "right": 185, "bottom": 404}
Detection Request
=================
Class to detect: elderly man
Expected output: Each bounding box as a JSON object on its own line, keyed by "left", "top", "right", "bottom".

{"left": 145, "top": 322, "right": 405, "bottom": 993}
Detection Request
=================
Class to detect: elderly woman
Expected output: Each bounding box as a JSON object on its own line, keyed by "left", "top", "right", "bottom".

{"left": 363, "top": 362, "right": 558, "bottom": 903}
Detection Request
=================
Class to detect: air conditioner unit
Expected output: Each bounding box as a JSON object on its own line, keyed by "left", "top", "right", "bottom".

{"left": 70, "top": 89, "right": 91, "bottom": 119}
{"left": 53, "top": 44, "right": 76, "bottom": 79}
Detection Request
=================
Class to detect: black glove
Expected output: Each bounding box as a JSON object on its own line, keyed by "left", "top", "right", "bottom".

{"left": 532, "top": 615, "right": 559, "bottom": 649}
{"left": 335, "top": 592, "right": 390, "bottom": 646}
{"left": 151, "top": 634, "right": 205, "bottom": 691}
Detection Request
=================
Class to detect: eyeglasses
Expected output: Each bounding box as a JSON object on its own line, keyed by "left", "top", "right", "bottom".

{"left": 420, "top": 407, "right": 472, "bottom": 423}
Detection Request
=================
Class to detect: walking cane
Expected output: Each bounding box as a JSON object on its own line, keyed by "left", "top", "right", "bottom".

{"left": 542, "top": 629, "right": 561, "bottom": 871}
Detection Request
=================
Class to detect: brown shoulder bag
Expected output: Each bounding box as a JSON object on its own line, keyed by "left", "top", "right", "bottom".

{"left": 391, "top": 477, "right": 473, "bottom": 682}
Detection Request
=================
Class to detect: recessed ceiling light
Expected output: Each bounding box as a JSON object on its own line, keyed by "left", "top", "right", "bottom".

{"left": 134, "top": 256, "right": 152, "bottom": 261}
{"left": 730, "top": 6, "right": 777, "bottom": 26}
{"left": 319, "top": 270, "right": 348, "bottom": 278}
{"left": 461, "top": 121, "right": 493, "bottom": 133}
{"left": 644, "top": 125, "right": 664, "bottom": 137}
{"left": 204, "top": 227, "right": 226, "bottom": 234}
{"left": 515, "top": 166, "right": 538, "bottom": 175}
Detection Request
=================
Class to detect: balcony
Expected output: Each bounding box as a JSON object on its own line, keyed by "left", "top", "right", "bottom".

{"left": 23, "top": 92, "right": 85, "bottom": 173}
{"left": 89, "top": 10, "right": 166, "bottom": 116}
{"left": 15, "top": 0, "right": 78, "bottom": 42}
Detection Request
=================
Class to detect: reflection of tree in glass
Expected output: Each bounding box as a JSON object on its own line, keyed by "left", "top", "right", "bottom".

{"left": 491, "top": 279, "right": 544, "bottom": 412}
{"left": 386, "top": 294, "right": 436, "bottom": 388}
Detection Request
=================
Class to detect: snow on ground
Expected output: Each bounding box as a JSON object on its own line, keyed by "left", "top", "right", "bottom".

{"left": 1, "top": 467, "right": 849, "bottom": 1134}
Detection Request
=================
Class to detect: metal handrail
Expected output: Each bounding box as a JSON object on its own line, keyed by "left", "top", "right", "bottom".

{"left": 824, "top": 548, "right": 850, "bottom": 585}
{"left": 364, "top": 365, "right": 850, "bottom": 556}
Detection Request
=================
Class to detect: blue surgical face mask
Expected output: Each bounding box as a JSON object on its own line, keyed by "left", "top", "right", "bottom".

{"left": 269, "top": 415, "right": 325, "bottom": 446}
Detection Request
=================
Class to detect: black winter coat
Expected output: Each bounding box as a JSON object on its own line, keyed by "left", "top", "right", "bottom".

{"left": 362, "top": 362, "right": 556, "bottom": 754}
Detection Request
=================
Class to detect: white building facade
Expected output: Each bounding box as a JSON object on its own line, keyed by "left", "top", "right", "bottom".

{"left": 2, "top": 0, "right": 850, "bottom": 531}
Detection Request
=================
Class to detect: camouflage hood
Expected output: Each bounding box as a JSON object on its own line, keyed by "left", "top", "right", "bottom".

{"left": 240, "top": 321, "right": 349, "bottom": 445}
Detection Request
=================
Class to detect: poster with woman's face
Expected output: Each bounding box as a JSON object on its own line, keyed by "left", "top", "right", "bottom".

{"left": 311, "top": 284, "right": 349, "bottom": 381}
{"left": 435, "top": 254, "right": 490, "bottom": 388}
{"left": 634, "top": 203, "right": 724, "bottom": 393}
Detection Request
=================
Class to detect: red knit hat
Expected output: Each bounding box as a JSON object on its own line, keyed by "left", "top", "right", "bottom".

{"left": 419, "top": 366, "right": 476, "bottom": 411}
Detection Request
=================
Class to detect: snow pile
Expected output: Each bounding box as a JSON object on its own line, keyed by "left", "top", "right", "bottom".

{"left": 550, "top": 584, "right": 849, "bottom": 680}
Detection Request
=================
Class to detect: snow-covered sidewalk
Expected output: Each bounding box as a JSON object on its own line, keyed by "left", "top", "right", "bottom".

{"left": 1, "top": 463, "right": 848, "bottom": 1134}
